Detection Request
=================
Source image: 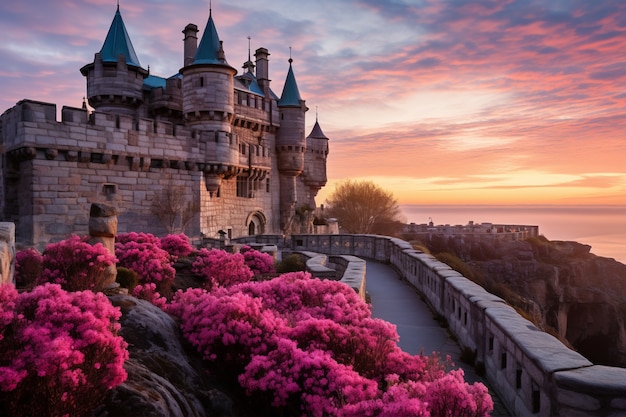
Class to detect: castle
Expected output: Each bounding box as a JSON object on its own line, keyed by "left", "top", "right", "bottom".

{"left": 0, "top": 5, "right": 330, "bottom": 249}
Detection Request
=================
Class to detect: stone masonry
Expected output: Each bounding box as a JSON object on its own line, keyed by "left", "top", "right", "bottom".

{"left": 0, "top": 6, "right": 330, "bottom": 250}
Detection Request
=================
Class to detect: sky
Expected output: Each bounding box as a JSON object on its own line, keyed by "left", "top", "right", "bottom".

{"left": 1, "top": 0, "right": 625, "bottom": 206}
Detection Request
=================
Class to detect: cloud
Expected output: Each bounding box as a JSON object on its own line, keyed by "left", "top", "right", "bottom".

{"left": 0, "top": 0, "right": 624, "bottom": 205}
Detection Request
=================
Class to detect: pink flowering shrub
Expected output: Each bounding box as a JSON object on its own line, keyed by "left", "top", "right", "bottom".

{"left": 191, "top": 248, "right": 253, "bottom": 289}
{"left": 116, "top": 231, "right": 161, "bottom": 246}
{"left": 14, "top": 248, "right": 43, "bottom": 289}
{"left": 132, "top": 283, "right": 167, "bottom": 309}
{"left": 240, "top": 245, "right": 275, "bottom": 276}
{"left": 168, "top": 288, "right": 284, "bottom": 377}
{"left": 239, "top": 338, "right": 379, "bottom": 416}
{"left": 423, "top": 369, "right": 493, "bottom": 417}
{"left": 160, "top": 233, "right": 194, "bottom": 260}
{"left": 38, "top": 235, "right": 117, "bottom": 292}
{"left": 115, "top": 232, "right": 175, "bottom": 295}
{"left": 169, "top": 271, "right": 493, "bottom": 416}
{"left": 0, "top": 283, "right": 128, "bottom": 417}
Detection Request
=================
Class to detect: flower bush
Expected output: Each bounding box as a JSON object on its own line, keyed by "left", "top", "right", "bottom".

{"left": 38, "top": 235, "right": 117, "bottom": 292}
{"left": 115, "top": 232, "right": 175, "bottom": 295}
{"left": 160, "top": 233, "right": 194, "bottom": 260}
{"left": 168, "top": 288, "right": 284, "bottom": 377}
{"left": 169, "top": 271, "right": 493, "bottom": 416}
{"left": 14, "top": 248, "right": 43, "bottom": 290}
{"left": 0, "top": 283, "right": 128, "bottom": 417}
{"left": 191, "top": 248, "right": 253, "bottom": 289}
{"left": 132, "top": 283, "right": 167, "bottom": 309}
{"left": 240, "top": 245, "right": 275, "bottom": 276}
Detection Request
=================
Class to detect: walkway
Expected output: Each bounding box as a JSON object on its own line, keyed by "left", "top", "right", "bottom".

{"left": 366, "top": 260, "right": 509, "bottom": 416}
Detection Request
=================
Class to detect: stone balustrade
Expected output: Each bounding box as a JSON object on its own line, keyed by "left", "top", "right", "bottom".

{"left": 290, "top": 234, "right": 626, "bottom": 417}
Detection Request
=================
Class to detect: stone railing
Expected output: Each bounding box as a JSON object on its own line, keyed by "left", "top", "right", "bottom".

{"left": 288, "top": 251, "right": 367, "bottom": 300}
{"left": 290, "top": 234, "right": 626, "bottom": 417}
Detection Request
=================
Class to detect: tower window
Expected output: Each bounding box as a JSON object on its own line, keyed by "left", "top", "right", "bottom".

{"left": 200, "top": 77, "right": 204, "bottom": 87}
{"left": 266, "top": 178, "right": 270, "bottom": 192}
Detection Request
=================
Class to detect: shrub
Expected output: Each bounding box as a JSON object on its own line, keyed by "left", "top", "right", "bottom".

{"left": 170, "top": 271, "right": 493, "bottom": 416}
{"left": 160, "top": 233, "right": 194, "bottom": 260}
{"left": 423, "top": 369, "right": 493, "bottom": 417}
{"left": 240, "top": 245, "right": 275, "bottom": 276}
{"left": 168, "top": 288, "right": 284, "bottom": 377}
{"left": 38, "top": 235, "right": 117, "bottom": 292}
{"left": 0, "top": 283, "right": 128, "bottom": 417}
{"left": 132, "top": 283, "right": 167, "bottom": 309}
{"left": 115, "top": 266, "right": 139, "bottom": 290}
{"left": 115, "top": 232, "right": 175, "bottom": 296}
{"left": 275, "top": 253, "right": 306, "bottom": 273}
{"left": 14, "top": 248, "right": 43, "bottom": 290}
{"left": 191, "top": 248, "right": 253, "bottom": 289}
{"left": 116, "top": 231, "right": 161, "bottom": 246}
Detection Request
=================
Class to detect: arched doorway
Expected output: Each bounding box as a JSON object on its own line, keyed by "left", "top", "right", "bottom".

{"left": 246, "top": 211, "right": 266, "bottom": 236}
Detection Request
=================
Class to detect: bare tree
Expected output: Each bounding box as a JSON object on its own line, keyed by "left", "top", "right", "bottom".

{"left": 150, "top": 184, "right": 200, "bottom": 234}
{"left": 325, "top": 179, "right": 405, "bottom": 235}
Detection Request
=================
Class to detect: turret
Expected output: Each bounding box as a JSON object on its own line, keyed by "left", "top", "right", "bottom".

{"left": 303, "top": 117, "right": 329, "bottom": 195}
{"left": 80, "top": 5, "right": 148, "bottom": 115}
{"left": 276, "top": 57, "right": 308, "bottom": 232}
{"left": 276, "top": 58, "right": 307, "bottom": 175}
{"left": 179, "top": 9, "right": 238, "bottom": 195}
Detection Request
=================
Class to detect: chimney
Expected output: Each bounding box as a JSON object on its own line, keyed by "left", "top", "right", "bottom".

{"left": 255, "top": 47, "right": 270, "bottom": 95}
{"left": 182, "top": 24, "right": 199, "bottom": 67}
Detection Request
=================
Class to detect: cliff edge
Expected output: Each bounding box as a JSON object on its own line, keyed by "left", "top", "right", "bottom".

{"left": 416, "top": 235, "right": 626, "bottom": 368}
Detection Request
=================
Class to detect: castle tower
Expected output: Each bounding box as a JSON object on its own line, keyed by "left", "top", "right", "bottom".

{"left": 277, "top": 57, "right": 308, "bottom": 232}
{"left": 302, "top": 115, "right": 329, "bottom": 206}
{"left": 179, "top": 9, "right": 238, "bottom": 194}
{"left": 80, "top": 5, "right": 148, "bottom": 115}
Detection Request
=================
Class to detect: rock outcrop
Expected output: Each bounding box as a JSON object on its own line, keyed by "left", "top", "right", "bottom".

{"left": 421, "top": 235, "right": 626, "bottom": 368}
{"left": 93, "top": 295, "right": 235, "bottom": 417}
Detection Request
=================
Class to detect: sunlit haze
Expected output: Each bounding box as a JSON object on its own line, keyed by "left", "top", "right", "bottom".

{"left": 1, "top": 0, "right": 625, "bottom": 206}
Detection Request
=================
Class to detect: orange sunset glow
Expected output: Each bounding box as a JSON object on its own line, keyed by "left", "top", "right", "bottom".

{"left": 1, "top": 0, "right": 625, "bottom": 207}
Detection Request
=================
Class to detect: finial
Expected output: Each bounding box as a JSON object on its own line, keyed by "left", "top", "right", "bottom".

{"left": 209, "top": 0, "right": 212, "bottom": 16}
{"left": 316, "top": 106, "right": 318, "bottom": 122}
{"left": 82, "top": 96, "right": 87, "bottom": 110}
{"left": 247, "top": 35, "right": 251, "bottom": 61}
{"left": 288, "top": 46, "right": 293, "bottom": 64}
{"left": 117, "top": 0, "right": 120, "bottom": 11}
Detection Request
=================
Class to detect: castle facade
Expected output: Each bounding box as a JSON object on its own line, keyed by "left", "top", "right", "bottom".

{"left": 0, "top": 6, "right": 329, "bottom": 249}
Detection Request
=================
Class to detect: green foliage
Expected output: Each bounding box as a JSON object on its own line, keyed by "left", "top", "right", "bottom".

{"left": 410, "top": 241, "right": 431, "bottom": 254}
{"left": 116, "top": 267, "right": 139, "bottom": 290}
{"left": 434, "top": 252, "right": 484, "bottom": 286}
{"left": 276, "top": 253, "right": 306, "bottom": 273}
{"left": 325, "top": 179, "right": 404, "bottom": 235}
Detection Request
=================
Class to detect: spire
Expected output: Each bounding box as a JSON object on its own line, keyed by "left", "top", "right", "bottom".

{"left": 193, "top": 8, "right": 229, "bottom": 65}
{"left": 242, "top": 35, "right": 255, "bottom": 73}
{"left": 99, "top": 4, "right": 142, "bottom": 68}
{"left": 308, "top": 115, "right": 329, "bottom": 139}
{"left": 278, "top": 52, "right": 303, "bottom": 107}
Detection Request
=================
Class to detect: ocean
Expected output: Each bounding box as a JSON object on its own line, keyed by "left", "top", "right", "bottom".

{"left": 399, "top": 205, "right": 626, "bottom": 264}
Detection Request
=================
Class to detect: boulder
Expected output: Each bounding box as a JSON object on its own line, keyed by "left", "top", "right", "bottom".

{"left": 93, "top": 295, "right": 234, "bottom": 417}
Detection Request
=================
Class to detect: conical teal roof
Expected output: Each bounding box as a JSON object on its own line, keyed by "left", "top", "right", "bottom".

{"left": 278, "top": 60, "right": 303, "bottom": 107}
{"left": 308, "top": 120, "right": 328, "bottom": 139}
{"left": 193, "top": 11, "right": 227, "bottom": 65}
{"left": 100, "top": 5, "right": 142, "bottom": 68}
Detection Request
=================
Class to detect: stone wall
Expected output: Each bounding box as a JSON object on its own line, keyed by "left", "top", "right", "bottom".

{"left": 291, "top": 234, "right": 626, "bottom": 417}
{"left": 1, "top": 100, "right": 285, "bottom": 248}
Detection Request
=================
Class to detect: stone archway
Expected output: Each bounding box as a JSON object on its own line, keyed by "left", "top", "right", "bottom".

{"left": 246, "top": 211, "right": 266, "bottom": 236}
